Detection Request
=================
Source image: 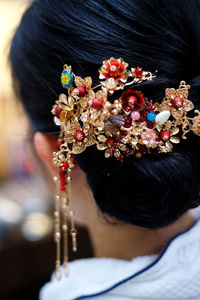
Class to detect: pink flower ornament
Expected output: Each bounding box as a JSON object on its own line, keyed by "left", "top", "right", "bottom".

{"left": 141, "top": 129, "right": 157, "bottom": 147}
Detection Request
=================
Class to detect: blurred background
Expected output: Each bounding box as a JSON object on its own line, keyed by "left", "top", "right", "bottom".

{"left": 0, "top": 1, "right": 92, "bottom": 299}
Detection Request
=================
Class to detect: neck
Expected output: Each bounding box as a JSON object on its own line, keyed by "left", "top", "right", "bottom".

{"left": 87, "top": 211, "right": 195, "bottom": 260}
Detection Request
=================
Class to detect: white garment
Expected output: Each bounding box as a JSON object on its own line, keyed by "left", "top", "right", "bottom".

{"left": 40, "top": 214, "right": 200, "bottom": 300}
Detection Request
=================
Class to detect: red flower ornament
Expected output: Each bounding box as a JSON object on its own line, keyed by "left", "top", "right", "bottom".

{"left": 101, "top": 59, "right": 126, "bottom": 80}
{"left": 121, "top": 90, "right": 145, "bottom": 112}
{"left": 99, "top": 57, "right": 129, "bottom": 94}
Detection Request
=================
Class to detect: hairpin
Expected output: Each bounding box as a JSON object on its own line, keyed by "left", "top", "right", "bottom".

{"left": 51, "top": 57, "right": 200, "bottom": 279}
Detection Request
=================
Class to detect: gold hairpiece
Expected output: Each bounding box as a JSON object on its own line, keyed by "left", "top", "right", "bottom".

{"left": 51, "top": 57, "right": 200, "bottom": 278}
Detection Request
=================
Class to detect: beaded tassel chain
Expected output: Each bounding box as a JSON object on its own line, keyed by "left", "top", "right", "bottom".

{"left": 53, "top": 144, "right": 77, "bottom": 280}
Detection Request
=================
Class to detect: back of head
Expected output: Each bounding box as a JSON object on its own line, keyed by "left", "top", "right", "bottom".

{"left": 10, "top": 0, "right": 200, "bottom": 228}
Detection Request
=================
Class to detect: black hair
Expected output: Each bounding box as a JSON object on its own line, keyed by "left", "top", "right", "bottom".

{"left": 10, "top": 0, "right": 200, "bottom": 228}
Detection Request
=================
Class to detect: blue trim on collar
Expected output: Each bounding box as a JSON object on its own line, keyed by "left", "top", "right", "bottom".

{"left": 74, "top": 217, "right": 199, "bottom": 300}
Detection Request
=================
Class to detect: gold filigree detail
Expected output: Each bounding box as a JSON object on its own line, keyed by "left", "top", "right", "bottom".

{"left": 52, "top": 59, "right": 200, "bottom": 167}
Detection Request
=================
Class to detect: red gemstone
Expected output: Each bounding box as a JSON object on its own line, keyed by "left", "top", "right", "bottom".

{"left": 57, "top": 141, "right": 63, "bottom": 149}
{"left": 61, "top": 162, "right": 69, "bottom": 170}
{"left": 74, "top": 130, "right": 85, "bottom": 142}
{"left": 106, "top": 138, "right": 115, "bottom": 148}
{"left": 134, "top": 67, "right": 143, "bottom": 77}
{"left": 92, "top": 98, "right": 103, "bottom": 110}
{"left": 172, "top": 97, "right": 183, "bottom": 108}
{"left": 160, "top": 130, "right": 171, "bottom": 141}
{"left": 77, "top": 86, "right": 86, "bottom": 97}
{"left": 55, "top": 105, "right": 62, "bottom": 118}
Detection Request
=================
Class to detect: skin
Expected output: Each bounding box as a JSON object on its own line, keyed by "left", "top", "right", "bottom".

{"left": 34, "top": 132, "right": 195, "bottom": 260}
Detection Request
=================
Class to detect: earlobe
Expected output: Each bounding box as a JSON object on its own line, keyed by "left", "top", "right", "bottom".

{"left": 34, "top": 132, "right": 58, "bottom": 171}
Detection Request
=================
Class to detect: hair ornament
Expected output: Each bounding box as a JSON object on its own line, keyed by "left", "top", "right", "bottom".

{"left": 52, "top": 57, "right": 200, "bottom": 163}
{"left": 51, "top": 57, "right": 200, "bottom": 279}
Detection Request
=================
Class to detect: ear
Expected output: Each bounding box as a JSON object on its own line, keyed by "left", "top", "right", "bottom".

{"left": 34, "top": 132, "right": 58, "bottom": 172}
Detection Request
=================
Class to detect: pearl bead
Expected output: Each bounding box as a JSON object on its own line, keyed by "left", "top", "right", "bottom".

{"left": 54, "top": 116, "right": 61, "bottom": 126}
{"left": 131, "top": 111, "right": 141, "bottom": 121}
{"left": 155, "top": 110, "right": 170, "bottom": 125}
{"left": 107, "top": 78, "right": 116, "bottom": 89}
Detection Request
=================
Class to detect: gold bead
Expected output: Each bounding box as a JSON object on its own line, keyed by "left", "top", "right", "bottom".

{"left": 69, "top": 211, "right": 74, "bottom": 217}
{"left": 63, "top": 224, "right": 68, "bottom": 232}
{"left": 67, "top": 176, "right": 71, "bottom": 182}
{"left": 55, "top": 232, "right": 61, "bottom": 240}
{"left": 54, "top": 211, "right": 59, "bottom": 217}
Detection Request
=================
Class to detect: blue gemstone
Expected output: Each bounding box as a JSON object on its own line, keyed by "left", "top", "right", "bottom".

{"left": 147, "top": 112, "right": 156, "bottom": 121}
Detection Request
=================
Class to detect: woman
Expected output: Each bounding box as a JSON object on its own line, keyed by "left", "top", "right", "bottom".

{"left": 9, "top": 0, "right": 200, "bottom": 299}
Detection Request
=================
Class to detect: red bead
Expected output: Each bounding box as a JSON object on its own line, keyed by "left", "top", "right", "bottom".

{"left": 77, "top": 86, "right": 86, "bottom": 97}
{"left": 61, "top": 162, "right": 69, "bottom": 170}
{"left": 57, "top": 141, "right": 63, "bottom": 149}
{"left": 59, "top": 168, "right": 65, "bottom": 176}
{"left": 74, "top": 130, "right": 85, "bottom": 142}
{"left": 60, "top": 181, "right": 66, "bottom": 186}
{"left": 117, "top": 156, "right": 124, "bottom": 162}
{"left": 60, "top": 185, "right": 66, "bottom": 192}
{"left": 55, "top": 105, "right": 62, "bottom": 118}
{"left": 106, "top": 138, "right": 115, "bottom": 148}
{"left": 134, "top": 67, "right": 143, "bottom": 77}
{"left": 60, "top": 177, "right": 66, "bottom": 183}
{"left": 147, "top": 105, "right": 154, "bottom": 111}
{"left": 172, "top": 97, "right": 183, "bottom": 108}
{"left": 147, "top": 101, "right": 155, "bottom": 111}
{"left": 92, "top": 98, "right": 103, "bottom": 110}
{"left": 160, "top": 130, "right": 171, "bottom": 141}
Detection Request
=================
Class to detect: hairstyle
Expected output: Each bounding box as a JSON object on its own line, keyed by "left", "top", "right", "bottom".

{"left": 9, "top": 0, "right": 200, "bottom": 228}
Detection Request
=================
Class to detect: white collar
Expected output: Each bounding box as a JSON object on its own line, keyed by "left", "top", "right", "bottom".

{"left": 40, "top": 215, "right": 200, "bottom": 300}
